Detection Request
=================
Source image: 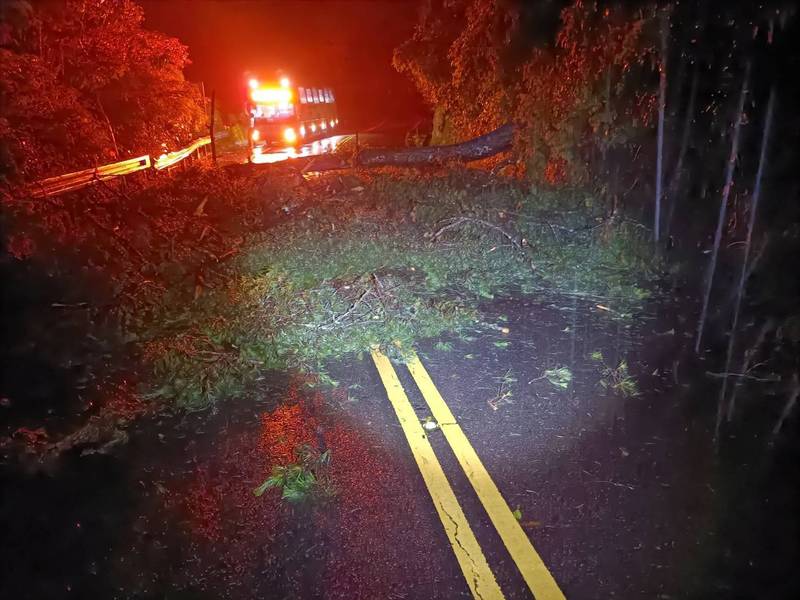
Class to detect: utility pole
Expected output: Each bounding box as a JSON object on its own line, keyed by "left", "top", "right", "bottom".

{"left": 209, "top": 90, "right": 218, "bottom": 166}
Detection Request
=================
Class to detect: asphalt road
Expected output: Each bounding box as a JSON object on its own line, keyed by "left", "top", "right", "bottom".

{"left": 327, "top": 294, "right": 713, "bottom": 600}
{"left": 1, "top": 293, "right": 782, "bottom": 599}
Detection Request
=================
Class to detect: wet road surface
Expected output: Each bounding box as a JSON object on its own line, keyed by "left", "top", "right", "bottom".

{"left": 1, "top": 294, "right": 792, "bottom": 599}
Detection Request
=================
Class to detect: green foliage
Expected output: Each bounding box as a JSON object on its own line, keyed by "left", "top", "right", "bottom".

{"left": 394, "top": 1, "right": 655, "bottom": 181}
{"left": 238, "top": 221, "right": 489, "bottom": 372}
{"left": 393, "top": 0, "right": 518, "bottom": 143}
{"left": 600, "top": 360, "right": 639, "bottom": 397}
{"left": 516, "top": 3, "right": 654, "bottom": 183}
{"left": 544, "top": 366, "right": 572, "bottom": 390}
{"left": 114, "top": 169, "right": 657, "bottom": 410}
{"left": 512, "top": 186, "right": 659, "bottom": 302}
{"left": 369, "top": 172, "right": 658, "bottom": 304}
{"left": 253, "top": 445, "right": 333, "bottom": 504}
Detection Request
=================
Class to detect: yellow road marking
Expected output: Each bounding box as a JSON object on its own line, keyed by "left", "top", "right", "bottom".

{"left": 371, "top": 350, "right": 504, "bottom": 600}
{"left": 406, "top": 352, "right": 566, "bottom": 600}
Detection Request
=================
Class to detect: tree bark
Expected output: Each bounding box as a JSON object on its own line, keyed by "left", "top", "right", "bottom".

{"left": 301, "top": 124, "right": 515, "bottom": 173}
{"left": 359, "top": 123, "right": 514, "bottom": 166}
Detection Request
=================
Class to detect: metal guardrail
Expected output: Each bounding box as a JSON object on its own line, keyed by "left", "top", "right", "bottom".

{"left": 26, "top": 133, "right": 219, "bottom": 198}
{"left": 27, "top": 155, "right": 152, "bottom": 198}
{"left": 153, "top": 136, "right": 211, "bottom": 170}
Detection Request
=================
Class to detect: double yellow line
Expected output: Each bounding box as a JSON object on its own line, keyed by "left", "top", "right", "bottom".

{"left": 371, "top": 349, "right": 566, "bottom": 600}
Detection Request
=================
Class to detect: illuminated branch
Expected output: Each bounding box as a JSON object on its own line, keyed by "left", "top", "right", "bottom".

{"left": 356, "top": 123, "right": 514, "bottom": 167}
{"left": 299, "top": 124, "right": 515, "bottom": 173}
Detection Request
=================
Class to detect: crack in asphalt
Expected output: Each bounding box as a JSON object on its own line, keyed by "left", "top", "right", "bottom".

{"left": 437, "top": 499, "right": 486, "bottom": 600}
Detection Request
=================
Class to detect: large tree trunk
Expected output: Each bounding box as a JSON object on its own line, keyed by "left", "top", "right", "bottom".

{"left": 359, "top": 123, "right": 514, "bottom": 166}
{"left": 300, "top": 124, "right": 515, "bottom": 173}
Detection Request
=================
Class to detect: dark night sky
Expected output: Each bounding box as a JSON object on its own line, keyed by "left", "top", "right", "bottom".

{"left": 139, "top": 0, "right": 427, "bottom": 127}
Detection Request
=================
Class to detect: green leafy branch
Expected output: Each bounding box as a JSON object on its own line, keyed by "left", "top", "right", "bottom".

{"left": 253, "top": 444, "right": 334, "bottom": 504}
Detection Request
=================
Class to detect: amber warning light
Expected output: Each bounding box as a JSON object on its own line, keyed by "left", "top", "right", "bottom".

{"left": 283, "top": 127, "right": 297, "bottom": 143}
{"left": 250, "top": 87, "right": 292, "bottom": 104}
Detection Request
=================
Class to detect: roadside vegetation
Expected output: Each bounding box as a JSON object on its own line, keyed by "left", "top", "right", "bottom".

{"left": 0, "top": 0, "right": 206, "bottom": 182}
{"left": 0, "top": 1, "right": 797, "bottom": 594}
{"left": 138, "top": 167, "right": 657, "bottom": 410}
{"left": 1, "top": 0, "right": 797, "bottom": 454}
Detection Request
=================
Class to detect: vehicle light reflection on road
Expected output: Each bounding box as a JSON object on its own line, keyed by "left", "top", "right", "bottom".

{"left": 250, "top": 134, "right": 345, "bottom": 164}
{"left": 171, "top": 381, "right": 443, "bottom": 597}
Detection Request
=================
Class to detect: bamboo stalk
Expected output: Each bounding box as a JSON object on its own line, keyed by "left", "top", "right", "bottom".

{"left": 654, "top": 10, "right": 669, "bottom": 244}
{"left": 728, "top": 318, "right": 774, "bottom": 417}
{"left": 664, "top": 64, "right": 699, "bottom": 240}
{"left": 772, "top": 374, "right": 800, "bottom": 440}
{"left": 694, "top": 61, "right": 750, "bottom": 354}
{"left": 718, "top": 88, "right": 776, "bottom": 430}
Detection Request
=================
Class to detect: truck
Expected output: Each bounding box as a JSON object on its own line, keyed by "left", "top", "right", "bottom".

{"left": 246, "top": 76, "right": 339, "bottom": 160}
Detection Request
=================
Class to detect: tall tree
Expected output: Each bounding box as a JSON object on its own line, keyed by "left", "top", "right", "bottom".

{"left": 1, "top": 0, "right": 205, "bottom": 180}
{"left": 515, "top": 3, "right": 654, "bottom": 184}
{"left": 393, "top": 0, "right": 519, "bottom": 144}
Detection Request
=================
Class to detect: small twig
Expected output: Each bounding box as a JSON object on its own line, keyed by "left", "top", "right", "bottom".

{"left": 728, "top": 318, "right": 775, "bottom": 420}
{"left": 592, "top": 479, "right": 636, "bottom": 491}
{"left": 581, "top": 470, "right": 635, "bottom": 490}
{"left": 327, "top": 286, "right": 373, "bottom": 327}
{"left": 433, "top": 216, "right": 536, "bottom": 272}
{"left": 433, "top": 216, "right": 524, "bottom": 253}
{"left": 51, "top": 302, "right": 89, "bottom": 309}
{"left": 621, "top": 176, "right": 640, "bottom": 198}
{"left": 771, "top": 373, "right": 799, "bottom": 440}
{"left": 706, "top": 371, "right": 780, "bottom": 383}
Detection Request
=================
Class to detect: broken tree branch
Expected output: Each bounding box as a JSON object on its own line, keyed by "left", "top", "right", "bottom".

{"left": 433, "top": 216, "right": 524, "bottom": 252}
{"left": 706, "top": 371, "right": 780, "bottom": 383}
{"left": 359, "top": 123, "right": 514, "bottom": 167}
{"left": 299, "top": 124, "right": 515, "bottom": 173}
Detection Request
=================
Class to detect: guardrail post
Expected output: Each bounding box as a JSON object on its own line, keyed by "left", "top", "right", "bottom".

{"left": 209, "top": 90, "right": 218, "bottom": 167}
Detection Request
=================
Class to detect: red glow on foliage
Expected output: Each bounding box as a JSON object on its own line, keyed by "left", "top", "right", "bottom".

{"left": 258, "top": 391, "right": 320, "bottom": 465}
{"left": 6, "top": 234, "right": 36, "bottom": 260}
{"left": 181, "top": 386, "right": 321, "bottom": 546}
{"left": 544, "top": 158, "right": 568, "bottom": 185}
{"left": 160, "top": 382, "right": 449, "bottom": 593}
{"left": 103, "top": 380, "right": 148, "bottom": 422}
{"left": 12, "top": 427, "right": 49, "bottom": 448}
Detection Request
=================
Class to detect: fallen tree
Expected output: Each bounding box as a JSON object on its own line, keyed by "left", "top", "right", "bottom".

{"left": 299, "top": 123, "right": 515, "bottom": 173}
